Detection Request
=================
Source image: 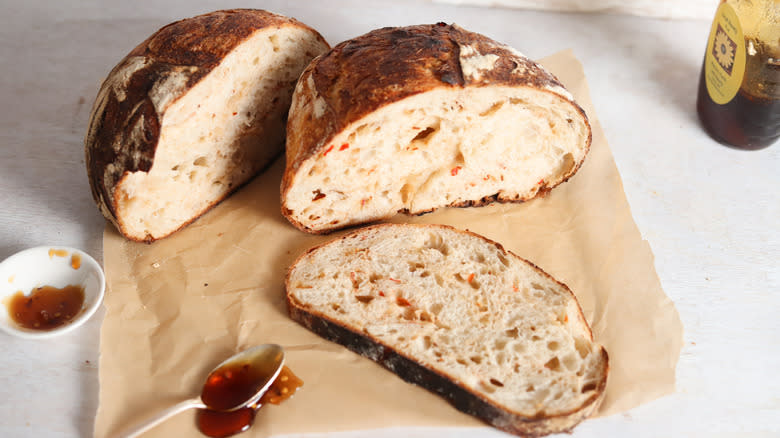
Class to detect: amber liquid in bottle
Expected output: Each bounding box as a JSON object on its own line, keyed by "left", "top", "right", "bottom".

{"left": 697, "top": 58, "right": 780, "bottom": 150}
{"left": 696, "top": 0, "right": 780, "bottom": 150}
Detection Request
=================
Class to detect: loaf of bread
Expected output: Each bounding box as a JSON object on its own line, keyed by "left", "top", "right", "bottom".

{"left": 85, "top": 9, "right": 329, "bottom": 242}
{"left": 281, "top": 24, "right": 591, "bottom": 234}
{"left": 286, "top": 223, "right": 608, "bottom": 436}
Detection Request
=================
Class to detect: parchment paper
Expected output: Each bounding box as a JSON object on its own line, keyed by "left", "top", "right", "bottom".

{"left": 95, "top": 50, "right": 683, "bottom": 438}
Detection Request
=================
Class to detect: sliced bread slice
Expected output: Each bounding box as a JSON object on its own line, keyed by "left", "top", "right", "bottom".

{"left": 285, "top": 223, "right": 608, "bottom": 437}
{"left": 85, "top": 9, "right": 329, "bottom": 242}
{"left": 281, "top": 24, "right": 591, "bottom": 234}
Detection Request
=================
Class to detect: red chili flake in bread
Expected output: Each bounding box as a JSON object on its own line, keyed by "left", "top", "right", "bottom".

{"left": 451, "top": 166, "right": 461, "bottom": 176}
{"left": 339, "top": 143, "right": 349, "bottom": 151}
{"left": 323, "top": 145, "right": 335, "bottom": 156}
{"left": 396, "top": 297, "right": 412, "bottom": 307}
{"left": 467, "top": 273, "right": 475, "bottom": 283}
{"left": 513, "top": 285, "right": 519, "bottom": 292}
{"left": 388, "top": 278, "right": 401, "bottom": 283}
{"left": 378, "top": 291, "right": 385, "bottom": 297}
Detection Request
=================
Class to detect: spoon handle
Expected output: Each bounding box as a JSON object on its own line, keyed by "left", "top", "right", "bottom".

{"left": 117, "top": 397, "right": 206, "bottom": 438}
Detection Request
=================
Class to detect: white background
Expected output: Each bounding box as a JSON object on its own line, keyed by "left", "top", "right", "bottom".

{"left": 0, "top": 1, "right": 778, "bottom": 437}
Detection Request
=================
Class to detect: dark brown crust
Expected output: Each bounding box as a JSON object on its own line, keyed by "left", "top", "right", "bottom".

{"left": 84, "top": 9, "right": 328, "bottom": 242}
{"left": 285, "top": 223, "right": 609, "bottom": 437}
{"left": 281, "top": 23, "right": 592, "bottom": 234}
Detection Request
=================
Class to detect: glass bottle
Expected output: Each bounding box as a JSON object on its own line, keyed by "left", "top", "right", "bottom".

{"left": 696, "top": 0, "right": 780, "bottom": 150}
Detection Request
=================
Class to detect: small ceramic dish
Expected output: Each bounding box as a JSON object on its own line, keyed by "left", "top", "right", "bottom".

{"left": 0, "top": 246, "right": 105, "bottom": 339}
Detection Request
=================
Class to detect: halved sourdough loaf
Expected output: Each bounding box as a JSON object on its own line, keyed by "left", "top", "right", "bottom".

{"left": 281, "top": 24, "right": 591, "bottom": 234}
{"left": 85, "top": 9, "right": 329, "bottom": 242}
{"left": 286, "top": 223, "right": 608, "bottom": 437}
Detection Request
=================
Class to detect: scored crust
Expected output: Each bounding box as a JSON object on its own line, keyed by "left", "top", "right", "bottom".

{"left": 281, "top": 23, "right": 592, "bottom": 234}
{"left": 285, "top": 223, "right": 609, "bottom": 436}
{"left": 85, "top": 9, "right": 328, "bottom": 242}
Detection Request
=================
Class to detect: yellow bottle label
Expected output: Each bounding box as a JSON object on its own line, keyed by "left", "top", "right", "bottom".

{"left": 704, "top": 3, "right": 746, "bottom": 104}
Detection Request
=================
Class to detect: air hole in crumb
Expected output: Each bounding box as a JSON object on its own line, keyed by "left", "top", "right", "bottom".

{"left": 470, "top": 356, "right": 482, "bottom": 365}
{"left": 430, "top": 303, "right": 443, "bottom": 315}
{"left": 193, "top": 156, "right": 208, "bottom": 166}
{"left": 420, "top": 271, "right": 431, "bottom": 278}
{"left": 480, "top": 101, "right": 505, "bottom": 117}
{"left": 407, "top": 262, "right": 425, "bottom": 272}
{"left": 355, "top": 295, "right": 374, "bottom": 304}
{"left": 556, "top": 153, "right": 576, "bottom": 179}
{"left": 581, "top": 382, "right": 597, "bottom": 393}
{"left": 489, "top": 378, "right": 504, "bottom": 387}
{"left": 531, "top": 335, "right": 541, "bottom": 341}
{"left": 497, "top": 252, "right": 510, "bottom": 268}
{"left": 480, "top": 381, "right": 497, "bottom": 393}
{"left": 494, "top": 339, "right": 507, "bottom": 350}
{"left": 171, "top": 165, "right": 180, "bottom": 171}
{"left": 411, "top": 125, "right": 437, "bottom": 143}
{"left": 330, "top": 303, "right": 344, "bottom": 314}
{"left": 268, "top": 34, "right": 279, "bottom": 51}
{"left": 456, "top": 358, "right": 468, "bottom": 366}
{"left": 531, "top": 282, "right": 544, "bottom": 291}
{"left": 505, "top": 328, "right": 519, "bottom": 338}
{"left": 422, "top": 336, "right": 432, "bottom": 349}
{"left": 563, "top": 354, "right": 577, "bottom": 370}
{"left": 574, "top": 337, "right": 591, "bottom": 358}
{"left": 544, "top": 357, "right": 561, "bottom": 372}
{"left": 401, "top": 183, "right": 414, "bottom": 204}
{"left": 547, "top": 341, "right": 560, "bottom": 351}
{"left": 402, "top": 308, "right": 416, "bottom": 320}
{"left": 188, "top": 171, "right": 197, "bottom": 181}
{"left": 525, "top": 384, "right": 535, "bottom": 392}
{"left": 419, "top": 311, "right": 432, "bottom": 322}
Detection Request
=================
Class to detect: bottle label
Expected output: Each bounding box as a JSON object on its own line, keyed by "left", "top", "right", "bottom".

{"left": 704, "top": 2, "right": 746, "bottom": 105}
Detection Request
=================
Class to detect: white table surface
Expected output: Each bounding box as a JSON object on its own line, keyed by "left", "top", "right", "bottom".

{"left": 1, "top": 0, "right": 778, "bottom": 437}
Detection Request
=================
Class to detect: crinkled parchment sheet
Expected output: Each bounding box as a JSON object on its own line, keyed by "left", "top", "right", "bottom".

{"left": 96, "top": 50, "right": 683, "bottom": 438}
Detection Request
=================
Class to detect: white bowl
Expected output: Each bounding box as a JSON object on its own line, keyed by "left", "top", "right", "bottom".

{"left": 0, "top": 246, "right": 105, "bottom": 339}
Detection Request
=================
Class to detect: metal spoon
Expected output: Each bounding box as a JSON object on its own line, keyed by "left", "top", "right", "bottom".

{"left": 119, "top": 344, "right": 285, "bottom": 438}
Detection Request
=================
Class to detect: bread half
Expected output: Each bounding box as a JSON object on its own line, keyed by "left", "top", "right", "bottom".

{"left": 281, "top": 24, "right": 591, "bottom": 234}
{"left": 286, "top": 223, "right": 608, "bottom": 436}
{"left": 85, "top": 9, "right": 329, "bottom": 242}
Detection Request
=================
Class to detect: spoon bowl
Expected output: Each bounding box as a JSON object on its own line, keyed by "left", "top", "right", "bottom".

{"left": 119, "top": 344, "right": 285, "bottom": 438}
{"left": 202, "top": 344, "right": 286, "bottom": 411}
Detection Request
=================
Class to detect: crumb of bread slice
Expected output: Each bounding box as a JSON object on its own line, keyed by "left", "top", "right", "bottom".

{"left": 286, "top": 223, "right": 608, "bottom": 437}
